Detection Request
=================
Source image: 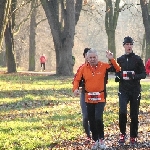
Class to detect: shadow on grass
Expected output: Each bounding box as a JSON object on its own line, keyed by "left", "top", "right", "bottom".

{"left": 0, "top": 93, "right": 81, "bottom": 123}
{"left": 0, "top": 73, "right": 73, "bottom": 83}
{"left": 0, "top": 96, "right": 77, "bottom": 110}
{"left": 0, "top": 88, "right": 72, "bottom": 97}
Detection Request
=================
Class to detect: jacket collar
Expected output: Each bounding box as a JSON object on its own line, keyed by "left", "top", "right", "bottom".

{"left": 124, "top": 52, "right": 135, "bottom": 57}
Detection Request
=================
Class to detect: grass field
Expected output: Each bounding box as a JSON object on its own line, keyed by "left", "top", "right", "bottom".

{"left": 0, "top": 73, "right": 149, "bottom": 150}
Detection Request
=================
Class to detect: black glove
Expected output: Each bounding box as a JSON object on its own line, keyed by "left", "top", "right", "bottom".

{"left": 115, "top": 72, "right": 123, "bottom": 82}
{"left": 127, "top": 72, "right": 134, "bottom": 80}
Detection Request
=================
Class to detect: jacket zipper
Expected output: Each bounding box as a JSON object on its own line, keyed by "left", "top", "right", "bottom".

{"left": 127, "top": 57, "right": 128, "bottom": 70}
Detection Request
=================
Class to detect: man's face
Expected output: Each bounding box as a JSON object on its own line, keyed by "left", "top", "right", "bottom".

{"left": 87, "top": 53, "right": 98, "bottom": 66}
{"left": 124, "top": 43, "right": 133, "bottom": 55}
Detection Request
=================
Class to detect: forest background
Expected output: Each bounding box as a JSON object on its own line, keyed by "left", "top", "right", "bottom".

{"left": 0, "top": 0, "right": 150, "bottom": 75}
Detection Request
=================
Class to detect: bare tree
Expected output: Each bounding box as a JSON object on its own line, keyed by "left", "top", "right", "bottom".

{"left": 5, "top": 0, "right": 17, "bottom": 73}
{"left": 40, "top": 0, "right": 82, "bottom": 75}
{"left": 5, "top": 21, "right": 16, "bottom": 73}
{"left": 28, "top": 0, "right": 38, "bottom": 71}
{"left": 0, "top": 1, "right": 16, "bottom": 72}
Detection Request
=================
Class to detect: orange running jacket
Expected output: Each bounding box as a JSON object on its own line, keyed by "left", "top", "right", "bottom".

{"left": 73, "top": 59, "right": 121, "bottom": 103}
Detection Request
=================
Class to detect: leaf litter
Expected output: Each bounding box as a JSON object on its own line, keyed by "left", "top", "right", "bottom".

{"left": 50, "top": 102, "right": 150, "bottom": 150}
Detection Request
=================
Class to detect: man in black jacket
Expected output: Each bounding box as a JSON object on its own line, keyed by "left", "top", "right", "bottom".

{"left": 115, "top": 36, "right": 146, "bottom": 146}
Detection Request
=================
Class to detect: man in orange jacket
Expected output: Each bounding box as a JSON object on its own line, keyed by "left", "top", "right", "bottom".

{"left": 73, "top": 49, "right": 121, "bottom": 150}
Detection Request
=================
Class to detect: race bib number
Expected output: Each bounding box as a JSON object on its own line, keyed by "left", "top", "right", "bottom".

{"left": 123, "top": 71, "right": 135, "bottom": 80}
{"left": 85, "top": 92, "right": 105, "bottom": 103}
{"left": 87, "top": 92, "right": 101, "bottom": 101}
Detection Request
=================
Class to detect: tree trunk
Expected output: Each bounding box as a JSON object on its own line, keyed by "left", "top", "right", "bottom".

{"left": 56, "top": 0, "right": 74, "bottom": 75}
{"left": 0, "top": 0, "right": 11, "bottom": 50}
{"left": 141, "top": 33, "right": 146, "bottom": 61}
{"left": 40, "top": 0, "right": 82, "bottom": 76}
{"left": 0, "top": 51, "right": 6, "bottom": 67}
{"left": 28, "top": 0, "right": 37, "bottom": 71}
{"left": 4, "top": 0, "right": 17, "bottom": 73}
{"left": 108, "top": 30, "right": 116, "bottom": 57}
{"left": 5, "top": 22, "right": 16, "bottom": 73}
{"left": 105, "top": 0, "right": 120, "bottom": 58}
{"left": 140, "top": 0, "right": 150, "bottom": 61}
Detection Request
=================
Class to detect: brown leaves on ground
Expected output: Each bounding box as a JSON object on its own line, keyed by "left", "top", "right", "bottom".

{"left": 51, "top": 129, "right": 150, "bottom": 150}
{"left": 50, "top": 108, "right": 150, "bottom": 150}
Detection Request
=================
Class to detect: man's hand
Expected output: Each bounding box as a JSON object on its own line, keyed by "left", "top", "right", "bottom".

{"left": 106, "top": 50, "right": 113, "bottom": 60}
{"left": 74, "top": 89, "right": 80, "bottom": 97}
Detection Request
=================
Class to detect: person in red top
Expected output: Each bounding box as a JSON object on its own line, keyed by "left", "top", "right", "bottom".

{"left": 40, "top": 54, "right": 46, "bottom": 71}
{"left": 73, "top": 49, "right": 121, "bottom": 149}
{"left": 145, "top": 58, "right": 150, "bottom": 76}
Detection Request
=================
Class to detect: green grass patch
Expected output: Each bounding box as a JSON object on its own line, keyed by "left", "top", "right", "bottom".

{"left": 0, "top": 73, "right": 149, "bottom": 149}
